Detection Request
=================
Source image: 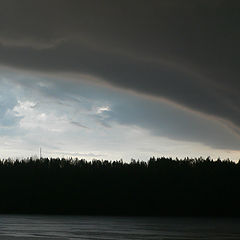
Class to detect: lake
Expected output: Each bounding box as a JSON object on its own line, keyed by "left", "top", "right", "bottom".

{"left": 0, "top": 215, "right": 239, "bottom": 239}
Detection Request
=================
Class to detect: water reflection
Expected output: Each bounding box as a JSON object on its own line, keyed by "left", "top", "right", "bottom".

{"left": 0, "top": 215, "right": 239, "bottom": 239}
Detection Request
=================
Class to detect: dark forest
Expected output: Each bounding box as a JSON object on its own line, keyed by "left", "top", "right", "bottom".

{"left": 0, "top": 157, "right": 240, "bottom": 216}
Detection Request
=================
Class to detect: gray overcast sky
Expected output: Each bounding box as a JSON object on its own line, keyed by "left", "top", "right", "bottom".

{"left": 0, "top": 0, "right": 240, "bottom": 161}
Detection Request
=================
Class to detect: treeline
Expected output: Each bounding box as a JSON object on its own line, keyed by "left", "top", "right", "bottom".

{"left": 0, "top": 156, "right": 240, "bottom": 216}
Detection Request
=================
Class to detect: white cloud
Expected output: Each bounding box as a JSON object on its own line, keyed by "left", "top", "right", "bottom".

{"left": 14, "top": 100, "right": 36, "bottom": 111}
{"left": 13, "top": 100, "right": 68, "bottom": 132}
{"left": 96, "top": 106, "right": 111, "bottom": 114}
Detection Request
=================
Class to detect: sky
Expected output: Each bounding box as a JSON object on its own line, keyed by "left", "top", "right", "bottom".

{"left": 0, "top": 0, "right": 240, "bottom": 161}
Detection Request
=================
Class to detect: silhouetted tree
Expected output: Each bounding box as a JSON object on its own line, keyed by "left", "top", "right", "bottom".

{"left": 0, "top": 156, "right": 239, "bottom": 216}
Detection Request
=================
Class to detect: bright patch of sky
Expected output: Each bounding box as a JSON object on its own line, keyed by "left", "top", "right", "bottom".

{"left": 0, "top": 70, "right": 240, "bottom": 161}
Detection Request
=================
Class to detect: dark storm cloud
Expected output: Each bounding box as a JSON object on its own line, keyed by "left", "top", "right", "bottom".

{"left": 0, "top": 0, "right": 240, "bottom": 134}
{"left": 105, "top": 97, "right": 240, "bottom": 150}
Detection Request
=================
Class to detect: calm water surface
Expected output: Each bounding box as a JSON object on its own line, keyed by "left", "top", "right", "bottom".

{"left": 0, "top": 215, "right": 239, "bottom": 239}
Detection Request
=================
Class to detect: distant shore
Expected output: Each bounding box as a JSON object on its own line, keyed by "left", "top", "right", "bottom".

{"left": 0, "top": 157, "right": 239, "bottom": 217}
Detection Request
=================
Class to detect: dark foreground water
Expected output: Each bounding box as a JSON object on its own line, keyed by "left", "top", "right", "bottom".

{"left": 0, "top": 215, "right": 239, "bottom": 239}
